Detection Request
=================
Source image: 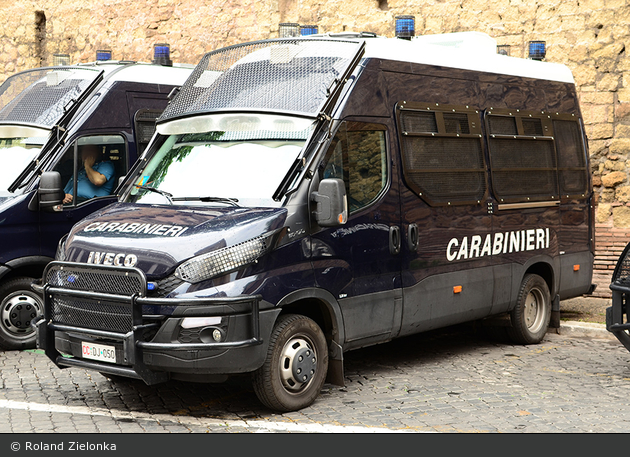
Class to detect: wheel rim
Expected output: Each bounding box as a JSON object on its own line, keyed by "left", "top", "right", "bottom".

{"left": 1, "top": 290, "right": 42, "bottom": 338}
{"left": 523, "top": 287, "right": 546, "bottom": 333}
{"left": 279, "top": 334, "right": 318, "bottom": 393}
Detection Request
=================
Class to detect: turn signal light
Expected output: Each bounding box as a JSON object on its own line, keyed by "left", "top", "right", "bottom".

{"left": 453, "top": 285, "right": 463, "bottom": 294}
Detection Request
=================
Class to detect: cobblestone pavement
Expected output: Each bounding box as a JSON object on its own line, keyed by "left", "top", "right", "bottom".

{"left": 2, "top": 324, "right": 630, "bottom": 434}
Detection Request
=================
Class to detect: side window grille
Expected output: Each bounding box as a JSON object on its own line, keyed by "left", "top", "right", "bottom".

{"left": 522, "top": 118, "right": 544, "bottom": 136}
{"left": 487, "top": 112, "right": 558, "bottom": 203}
{"left": 443, "top": 113, "right": 470, "bottom": 134}
{"left": 401, "top": 111, "right": 437, "bottom": 133}
{"left": 488, "top": 116, "right": 517, "bottom": 135}
{"left": 397, "top": 103, "right": 486, "bottom": 206}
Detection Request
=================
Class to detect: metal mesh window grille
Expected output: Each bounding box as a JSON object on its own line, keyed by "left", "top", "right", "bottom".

{"left": 488, "top": 116, "right": 517, "bottom": 135}
{"left": 401, "top": 111, "right": 437, "bottom": 133}
{"left": 443, "top": 113, "right": 470, "bottom": 134}
{"left": 554, "top": 119, "right": 587, "bottom": 196}
{"left": 0, "top": 67, "right": 100, "bottom": 128}
{"left": 45, "top": 263, "right": 145, "bottom": 333}
{"left": 401, "top": 136, "right": 486, "bottom": 204}
{"left": 522, "top": 118, "right": 544, "bottom": 136}
{"left": 489, "top": 138, "right": 558, "bottom": 200}
{"left": 613, "top": 245, "right": 630, "bottom": 287}
{"left": 158, "top": 39, "right": 362, "bottom": 122}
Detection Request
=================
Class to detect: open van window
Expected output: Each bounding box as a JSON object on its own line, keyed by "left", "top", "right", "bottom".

{"left": 320, "top": 121, "right": 388, "bottom": 213}
{"left": 125, "top": 114, "right": 314, "bottom": 208}
{"left": 55, "top": 134, "right": 126, "bottom": 206}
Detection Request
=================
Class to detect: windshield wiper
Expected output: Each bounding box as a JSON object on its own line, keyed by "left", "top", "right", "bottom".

{"left": 171, "top": 196, "right": 240, "bottom": 207}
{"left": 134, "top": 185, "right": 173, "bottom": 204}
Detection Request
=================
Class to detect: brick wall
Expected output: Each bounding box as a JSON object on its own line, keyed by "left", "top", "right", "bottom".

{"left": 593, "top": 224, "right": 630, "bottom": 298}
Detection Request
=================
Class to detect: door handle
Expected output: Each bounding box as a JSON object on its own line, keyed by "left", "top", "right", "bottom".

{"left": 407, "top": 223, "right": 418, "bottom": 252}
{"left": 389, "top": 226, "right": 401, "bottom": 255}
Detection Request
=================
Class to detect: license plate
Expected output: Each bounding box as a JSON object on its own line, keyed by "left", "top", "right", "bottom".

{"left": 81, "top": 342, "right": 117, "bottom": 363}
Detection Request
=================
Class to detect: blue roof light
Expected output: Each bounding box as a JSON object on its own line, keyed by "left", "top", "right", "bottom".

{"left": 395, "top": 15, "right": 415, "bottom": 40}
{"left": 96, "top": 49, "right": 112, "bottom": 61}
{"left": 528, "top": 41, "right": 546, "bottom": 60}
{"left": 300, "top": 25, "right": 318, "bottom": 36}
{"left": 153, "top": 43, "right": 173, "bottom": 66}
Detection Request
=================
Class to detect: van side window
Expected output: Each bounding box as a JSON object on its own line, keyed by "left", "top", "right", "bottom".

{"left": 486, "top": 111, "right": 557, "bottom": 203}
{"left": 54, "top": 134, "right": 126, "bottom": 206}
{"left": 320, "top": 121, "right": 387, "bottom": 213}
{"left": 397, "top": 103, "right": 486, "bottom": 206}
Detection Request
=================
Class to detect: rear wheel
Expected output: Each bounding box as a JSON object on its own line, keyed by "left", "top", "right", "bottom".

{"left": 0, "top": 277, "right": 43, "bottom": 350}
{"left": 507, "top": 274, "right": 551, "bottom": 344}
{"left": 252, "top": 314, "right": 328, "bottom": 412}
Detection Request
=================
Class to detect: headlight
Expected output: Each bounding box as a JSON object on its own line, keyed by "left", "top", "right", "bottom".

{"left": 55, "top": 234, "right": 68, "bottom": 261}
{"left": 174, "top": 231, "right": 277, "bottom": 284}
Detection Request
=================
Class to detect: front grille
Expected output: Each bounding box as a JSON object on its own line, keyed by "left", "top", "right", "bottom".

{"left": 45, "top": 263, "right": 145, "bottom": 333}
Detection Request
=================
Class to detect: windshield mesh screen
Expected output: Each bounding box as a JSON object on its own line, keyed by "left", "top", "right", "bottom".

{"left": 158, "top": 38, "right": 362, "bottom": 121}
{"left": 0, "top": 67, "right": 100, "bottom": 128}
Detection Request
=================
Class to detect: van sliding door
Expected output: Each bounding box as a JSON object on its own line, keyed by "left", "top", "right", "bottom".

{"left": 396, "top": 102, "right": 494, "bottom": 336}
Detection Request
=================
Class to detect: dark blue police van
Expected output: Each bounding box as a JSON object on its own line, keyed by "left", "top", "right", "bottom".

{"left": 35, "top": 32, "right": 595, "bottom": 412}
{"left": 0, "top": 47, "right": 192, "bottom": 349}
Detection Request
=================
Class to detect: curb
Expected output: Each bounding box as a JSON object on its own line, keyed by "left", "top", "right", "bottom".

{"left": 550, "top": 320, "right": 616, "bottom": 340}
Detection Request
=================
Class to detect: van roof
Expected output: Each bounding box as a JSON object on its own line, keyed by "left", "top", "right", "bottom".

{"left": 0, "top": 62, "right": 193, "bottom": 135}
{"left": 328, "top": 31, "right": 574, "bottom": 84}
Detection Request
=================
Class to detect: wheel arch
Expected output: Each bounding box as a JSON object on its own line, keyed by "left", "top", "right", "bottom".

{"left": 275, "top": 288, "right": 346, "bottom": 386}
{"left": 0, "top": 256, "right": 53, "bottom": 284}
{"left": 524, "top": 261, "right": 555, "bottom": 297}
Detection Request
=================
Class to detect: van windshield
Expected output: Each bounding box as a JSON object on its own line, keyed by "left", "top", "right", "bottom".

{"left": 125, "top": 116, "right": 313, "bottom": 207}
{"left": 0, "top": 137, "right": 45, "bottom": 196}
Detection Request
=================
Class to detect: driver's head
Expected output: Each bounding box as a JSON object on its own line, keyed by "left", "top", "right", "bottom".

{"left": 80, "top": 144, "right": 101, "bottom": 161}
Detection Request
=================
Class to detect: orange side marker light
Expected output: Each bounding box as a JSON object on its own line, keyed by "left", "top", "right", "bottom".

{"left": 573, "top": 264, "right": 580, "bottom": 271}
{"left": 453, "top": 285, "right": 463, "bottom": 294}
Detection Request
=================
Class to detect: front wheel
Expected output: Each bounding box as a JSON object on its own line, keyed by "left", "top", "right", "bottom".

{"left": 507, "top": 274, "right": 551, "bottom": 345}
{"left": 252, "top": 314, "right": 328, "bottom": 412}
{"left": 0, "top": 277, "right": 43, "bottom": 350}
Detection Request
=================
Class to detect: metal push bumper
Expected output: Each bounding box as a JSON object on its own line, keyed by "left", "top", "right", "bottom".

{"left": 32, "top": 262, "right": 266, "bottom": 385}
{"left": 607, "top": 282, "right": 630, "bottom": 352}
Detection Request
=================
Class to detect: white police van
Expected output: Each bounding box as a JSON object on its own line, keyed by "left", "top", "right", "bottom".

{"left": 0, "top": 46, "right": 193, "bottom": 349}
{"left": 35, "top": 29, "right": 594, "bottom": 412}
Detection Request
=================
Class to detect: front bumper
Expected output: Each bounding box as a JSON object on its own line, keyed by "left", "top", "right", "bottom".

{"left": 607, "top": 282, "right": 630, "bottom": 352}
{"left": 33, "top": 261, "right": 278, "bottom": 385}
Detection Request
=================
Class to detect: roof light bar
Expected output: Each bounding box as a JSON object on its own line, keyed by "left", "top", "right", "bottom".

{"left": 300, "top": 25, "right": 318, "bottom": 36}
{"left": 395, "top": 15, "right": 415, "bottom": 40}
{"left": 279, "top": 23, "right": 300, "bottom": 37}
{"left": 153, "top": 43, "right": 173, "bottom": 66}
{"left": 528, "top": 41, "right": 546, "bottom": 60}
{"left": 96, "top": 49, "right": 112, "bottom": 61}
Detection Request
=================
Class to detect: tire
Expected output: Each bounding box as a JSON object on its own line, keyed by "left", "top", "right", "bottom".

{"left": 507, "top": 274, "right": 551, "bottom": 345}
{"left": 252, "top": 314, "right": 328, "bottom": 412}
{"left": 0, "top": 277, "right": 43, "bottom": 350}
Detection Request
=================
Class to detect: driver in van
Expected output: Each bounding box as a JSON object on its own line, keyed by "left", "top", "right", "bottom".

{"left": 63, "top": 144, "right": 116, "bottom": 204}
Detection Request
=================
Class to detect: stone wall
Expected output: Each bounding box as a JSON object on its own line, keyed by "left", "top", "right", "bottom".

{"left": 2, "top": 0, "right": 630, "bottom": 296}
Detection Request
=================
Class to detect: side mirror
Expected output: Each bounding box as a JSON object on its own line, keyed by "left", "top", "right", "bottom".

{"left": 311, "top": 178, "right": 348, "bottom": 227}
{"left": 37, "top": 171, "right": 64, "bottom": 211}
